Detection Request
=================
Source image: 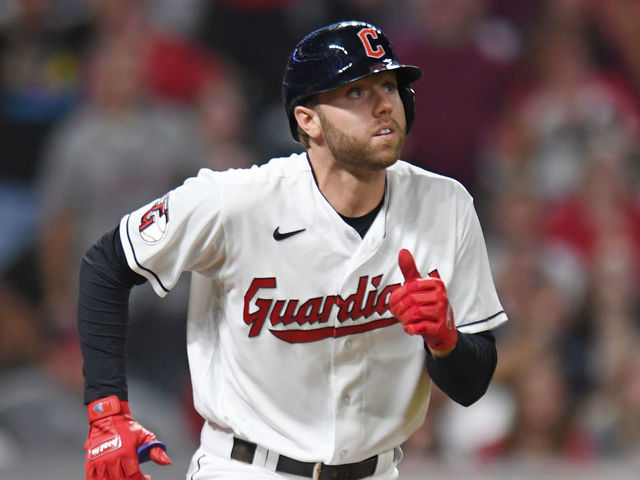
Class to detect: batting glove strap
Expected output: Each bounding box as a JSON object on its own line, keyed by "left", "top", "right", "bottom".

{"left": 87, "top": 395, "right": 123, "bottom": 422}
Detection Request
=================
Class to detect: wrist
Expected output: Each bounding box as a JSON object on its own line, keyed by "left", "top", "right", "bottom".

{"left": 87, "top": 395, "right": 130, "bottom": 422}
{"left": 427, "top": 344, "right": 455, "bottom": 358}
{"left": 424, "top": 330, "right": 458, "bottom": 358}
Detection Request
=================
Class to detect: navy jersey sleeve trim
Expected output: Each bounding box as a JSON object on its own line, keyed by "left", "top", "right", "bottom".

{"left": 124, "top": 215, "right": 170, "bottom": 293}
{"left": 461, "top": 310, "right": 506, "bottom": 328}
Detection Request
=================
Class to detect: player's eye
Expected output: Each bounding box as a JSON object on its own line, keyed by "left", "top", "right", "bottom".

{"left": 383, "top": 82, "right": 397, "bottom": 94}
{"left": 347, "top": 87, "right": 364, "bottom": 99}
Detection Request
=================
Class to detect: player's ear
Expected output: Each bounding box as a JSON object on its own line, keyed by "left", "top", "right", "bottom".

{"left": 294, "top": 105, "right": 321, "bottom": 141}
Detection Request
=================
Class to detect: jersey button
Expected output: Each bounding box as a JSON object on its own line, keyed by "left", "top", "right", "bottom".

{"left": 343, "top": 395, "right": 351, "bottom": 405}
{"left": 345, "top": 339, "right": 353, "bottom": 349}
{"left": 339, "top": 450, "right": 348, "bottom": 459}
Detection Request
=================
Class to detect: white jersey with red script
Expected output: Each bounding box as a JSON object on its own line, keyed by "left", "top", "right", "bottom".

{"left": 119, "top": 152, "right": 507, "bottom": 465}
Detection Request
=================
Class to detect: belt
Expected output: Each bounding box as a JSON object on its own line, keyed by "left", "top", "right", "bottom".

{"left": 230, "top": 437, "right": 379, "bottom": 480}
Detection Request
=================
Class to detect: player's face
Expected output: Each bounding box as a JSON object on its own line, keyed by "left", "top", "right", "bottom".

{"left": 315, "top": 71, "right": 407, "bottom": 171}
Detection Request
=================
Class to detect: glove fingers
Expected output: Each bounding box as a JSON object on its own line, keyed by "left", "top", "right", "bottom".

{"left": 411, "top": 278, "right": 443, "bottom": 293}
{"left": 402, "top": 304, "right": 446, "bottom": 323}
{"left": 125, "top": 468, "right": 150, "bottom": 480}
{"left": 404, "top": 319, "right": 442, "bottom": 337}
{"left": 398, "top": 249, "right": 421, "bottom": 282}
{"left": 150, "top": 446, "right": 172, "bottom": 465}
{"left": 121, "top": 454, "right": 144, "bottom": 479}
{"left": 85, "top": 463, "right": 98, "bottom": 480}
{"left": 391, "top": 278, "right": 440, "bottom": 304}
{"left": 108, "top": 459, "right": 128, "bottom": 480}
{"left": 389, "top": 292, "right": 408, "bottom": 317}
{"left": 124, "top": 468, "right": 150, "bottom": 480}
{"left": 406, "top": 291, "right": 440, "bottom": 306}
{"left": 390, "top": 296, "right": 444, "bottom": 326}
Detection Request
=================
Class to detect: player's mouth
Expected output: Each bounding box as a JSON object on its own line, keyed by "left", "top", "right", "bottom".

{"left": 374, "top": 126, "right": 394, "bottom": 138}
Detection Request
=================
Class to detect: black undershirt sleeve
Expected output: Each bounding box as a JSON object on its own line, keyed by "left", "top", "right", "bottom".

{"left": 425, "top": 330, "right": 497, "bottom": 407}
{"left": 77, "top": 226, "right": 146, "bottom": 404}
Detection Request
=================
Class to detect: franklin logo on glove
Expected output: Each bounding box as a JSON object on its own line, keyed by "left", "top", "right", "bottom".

{"left": 88, "top": 436, "right": 122, "bottom": 460}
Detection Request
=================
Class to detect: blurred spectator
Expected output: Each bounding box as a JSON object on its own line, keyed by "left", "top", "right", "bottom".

{"left": 144, "top": 31, "right": 219, "bottom": 105}
{"left": 190, "top": 58, "right": 257, "bottom": 170}
{"left": 435, "top": 382, "right": 516, "bottom": 462}
{"left": 390, "top": 0, "right": 520, "bottom": 195}
{"left": 576, "top": 207, "right": 640, "bottom": 460}
{"left": 480, "top": 2, "right": 640, "bottom": 202}
{"left": 483, "top": 356, "right": 596, "bottom": 464}
{"left": 194, "top": 0, "right": 305, "bottom": 158}
{"left": 0, "top": 0, "right": 93, "bottom": 184}
{"left": 36, "top": 31, "right": 200, "bottom": 392}
{"left": 582, "top": 0, "right": 640, "bottom": 97}
{"left": 483, "top": 184, "right": 588, "bottom": 391}
{"left": 0, "top": 0, "right": 94, "bottom": 315}
{"left": 585, "top": 350, "right": 640, "bottom": 461}
{"left": 543, "top": 145, "right": 640, "bottom": 279}
{"left": 0, "top": 281, "right": 42, "bottom": 371}
{"left": 146, "top": 0, "right": 205, "bottom": 37}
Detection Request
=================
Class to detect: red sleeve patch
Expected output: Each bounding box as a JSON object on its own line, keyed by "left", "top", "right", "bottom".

{"left": 139, "top": 194, "right": 169, "bottom": 243}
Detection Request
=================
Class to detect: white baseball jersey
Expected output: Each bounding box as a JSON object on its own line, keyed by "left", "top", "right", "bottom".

{"left": 119, "top": 152, "right": 507, "bottom": 465}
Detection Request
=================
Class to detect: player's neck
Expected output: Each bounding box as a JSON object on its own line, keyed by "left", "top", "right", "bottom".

{"left": 307, "top": 151, "right": 386, "bottom": 217}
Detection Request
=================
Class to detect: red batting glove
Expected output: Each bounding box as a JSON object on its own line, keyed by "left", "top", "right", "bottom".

{"left": 85, "top": 395, "right": 171, "bottom": 480}
{"left": 389, "top": 249, "right": 458, "bottom": 353}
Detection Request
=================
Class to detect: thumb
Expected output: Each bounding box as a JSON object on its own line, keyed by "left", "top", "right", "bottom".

{"left": 398, "top": 249, "right": 421, "bottom": 282}
{"left": 149, "top": 446, "right": 172, "bottom": 466}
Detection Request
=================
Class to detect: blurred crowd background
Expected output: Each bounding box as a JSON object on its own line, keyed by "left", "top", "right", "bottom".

{"left": 1, "top": 0, "right": 640, "bottom": 478}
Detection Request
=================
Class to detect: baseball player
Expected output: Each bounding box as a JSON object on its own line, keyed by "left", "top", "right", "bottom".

{"left": 78, "top": 21, "right": 507, "bottom": 480}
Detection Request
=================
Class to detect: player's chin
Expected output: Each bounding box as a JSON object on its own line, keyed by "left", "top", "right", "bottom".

{"left": 375, "top": 154, "right": 400, "bottom": 170}
{"left": 372, "top": 141, "right": 403, "bottom": 167}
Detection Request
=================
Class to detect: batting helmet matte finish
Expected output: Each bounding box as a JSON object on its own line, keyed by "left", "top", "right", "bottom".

{"left": 282, "top": 20, "right": 423, "bottom": 141}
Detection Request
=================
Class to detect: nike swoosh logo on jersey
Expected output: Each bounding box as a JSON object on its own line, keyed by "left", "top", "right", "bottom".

{"left": 273, "top": 227, "right": 306, "bottom": 241}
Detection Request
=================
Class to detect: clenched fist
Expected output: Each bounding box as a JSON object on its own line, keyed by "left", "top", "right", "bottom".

{"left": 389, "top": 249, "right": 458, "bottom": 354}
{"left": 85, "top": 395, "right": 171, "bottom": 480}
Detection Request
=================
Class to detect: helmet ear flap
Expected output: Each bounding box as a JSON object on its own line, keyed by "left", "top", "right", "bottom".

{"left": 399, "top": 85, "right": 416, "bottom": 134}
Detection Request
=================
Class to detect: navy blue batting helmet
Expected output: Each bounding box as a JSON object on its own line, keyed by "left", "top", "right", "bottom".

{"left": 282, "top": 20, "right": 423, "bottom": 141}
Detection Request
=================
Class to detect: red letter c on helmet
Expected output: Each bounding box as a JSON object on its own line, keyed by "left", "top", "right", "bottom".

{"left": 357, "top": 27, "right": 385, "bottom": 58}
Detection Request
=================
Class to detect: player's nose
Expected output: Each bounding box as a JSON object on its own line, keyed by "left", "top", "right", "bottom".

{"left": 372, "top": 86, "right": 393, "bottom": 115}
